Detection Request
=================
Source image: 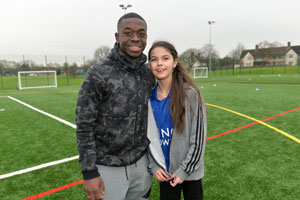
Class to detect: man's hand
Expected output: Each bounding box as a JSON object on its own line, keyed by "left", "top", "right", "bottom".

{"left": 154, "top": 168, "right": 171, "bottom": 182}
{"left": 170, "top": 173, "right": 183, "bottom": 187}
{"left": 84, "top": 177, "right": 105, "bottom": 200}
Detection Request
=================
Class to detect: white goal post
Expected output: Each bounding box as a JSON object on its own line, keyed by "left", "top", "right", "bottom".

{"left": 193, "top": 67, "right": 208, "bottom": 78}
{"left": 18, "top": 71, "right": 57, "bottom": 90}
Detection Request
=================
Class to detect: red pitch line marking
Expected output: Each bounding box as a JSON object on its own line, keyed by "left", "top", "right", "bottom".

{"left": 207, "top": 107, "right": 300, "bottom": 141}
{"left": 21, "top": 107, "right": 300, "bottom": 199}
{"left": 21, "top": 180, "right": 84, "bottom": 200}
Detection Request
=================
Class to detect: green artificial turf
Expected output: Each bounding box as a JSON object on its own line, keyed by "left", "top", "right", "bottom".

{"left": 0, "top": 75, "right": 299, "bottom": 200}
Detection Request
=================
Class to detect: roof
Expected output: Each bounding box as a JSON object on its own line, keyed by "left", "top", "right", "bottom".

{"left": 241, "top": 45, "right": 300, "bottom": 59}
{"left": 291, "top": 45, "right": 300, "bottom": 54}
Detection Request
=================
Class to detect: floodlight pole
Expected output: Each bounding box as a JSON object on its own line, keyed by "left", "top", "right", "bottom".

{"left": 45, "top": 55, "right": 48, "bottom": 68}
{"left": 83, "top": 56, "right": 86, "bottom": 72}
{"left": 208, "top": 21, "right": 215, "bottom": 76}
{"left": 22, "top": 54, "right": 25, "bottom": 65}
{"left": 65, "top": 55, "right": 69, "bottom": 85}
{"left": 119, "top": 4, "right": 132, "bottom": 14}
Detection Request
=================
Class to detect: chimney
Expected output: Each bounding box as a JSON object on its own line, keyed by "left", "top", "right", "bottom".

{"left": 255, "top": 45, "right": 258, "bottom": 50}
{"left": 287, "top": 41, "right": 291, "bottom": 47}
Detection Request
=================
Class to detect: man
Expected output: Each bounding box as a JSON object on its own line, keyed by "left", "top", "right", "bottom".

{"left": 76, "top": 13, "right": 154, "bottom": 200}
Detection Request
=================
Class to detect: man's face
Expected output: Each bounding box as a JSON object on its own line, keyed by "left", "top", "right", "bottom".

{"left": 115, "top": 18, "right": 147, "bottom": 60}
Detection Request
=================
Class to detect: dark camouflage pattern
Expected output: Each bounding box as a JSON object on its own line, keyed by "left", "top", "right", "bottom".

{"left": 76, "top": 43, "right": 155, "bottom": 176}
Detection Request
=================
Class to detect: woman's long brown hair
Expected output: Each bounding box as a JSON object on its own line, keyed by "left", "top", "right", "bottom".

{"left": 148, "top": 41, "right": 203, "bottom": 133}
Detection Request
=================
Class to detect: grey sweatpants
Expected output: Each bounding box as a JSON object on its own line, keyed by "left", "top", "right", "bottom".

{"left": 96, "top": 154, "right": 153, "bottom": 200}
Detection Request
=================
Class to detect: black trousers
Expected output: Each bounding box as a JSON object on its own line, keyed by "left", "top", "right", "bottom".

{"left": 160, "top": 179, "right": 203, "bottom": 200}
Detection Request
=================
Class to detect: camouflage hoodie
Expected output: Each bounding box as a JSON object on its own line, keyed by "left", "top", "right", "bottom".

{"left": 76, "top": 43, "right": 155, "bottom": 180}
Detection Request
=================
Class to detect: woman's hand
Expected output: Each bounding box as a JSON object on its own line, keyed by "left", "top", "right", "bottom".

{"left": 170, "top": 173, "right": 183, "bottom": 187}
{"left": 154, "top": 168, "right": 171, "bottom": 182}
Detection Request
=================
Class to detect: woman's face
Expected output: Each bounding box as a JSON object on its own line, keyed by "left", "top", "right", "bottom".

{"left": 149, "top": 47, "right": 177, "bottom": 81}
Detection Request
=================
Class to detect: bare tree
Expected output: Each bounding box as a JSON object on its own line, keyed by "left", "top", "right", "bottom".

{"left": 201, "top": 43, "right": 219, "bottom": 59}
{"left": 179, "top": 48, "right": 202, "bottom": 68}
{"left": 200, "top": 44, "right": 219, "bottom": 70}
{"left": 69, "top": 63, "right": 78, "bottom": 77}
{"left": 228, "top": 42, "right": 245, "bottom": 60}
{"left": 257, "top": 40, "right": 284, "bottom": 48}
{"left": 93, "top": 46, "right": 111, "bottom": 63}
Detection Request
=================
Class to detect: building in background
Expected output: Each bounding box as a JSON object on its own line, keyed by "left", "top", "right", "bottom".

{"left": 240, "top": 42, "right": 300, "bottom": 67}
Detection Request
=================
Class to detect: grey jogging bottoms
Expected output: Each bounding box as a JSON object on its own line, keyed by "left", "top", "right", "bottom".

{"left": 96, "top": 153, "right": 152, "bottom": 200}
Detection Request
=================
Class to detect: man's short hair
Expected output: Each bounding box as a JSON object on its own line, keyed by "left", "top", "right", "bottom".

{"left": 117, "top": 12, "right": 147, "bottom": 32}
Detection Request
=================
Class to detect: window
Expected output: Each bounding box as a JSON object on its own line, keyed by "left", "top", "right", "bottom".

{"left": 288, "top": 54, "right": 293, "bottom": 58}
{"left": 288, "top": 61, "right": 293, "bottom": 65}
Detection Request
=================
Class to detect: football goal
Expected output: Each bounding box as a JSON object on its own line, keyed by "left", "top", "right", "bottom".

{"left": 193, "top": 67, "right": 208, "bottom": 78}
{"left": 18, "top": 71, "right": 57, "bottom": 90}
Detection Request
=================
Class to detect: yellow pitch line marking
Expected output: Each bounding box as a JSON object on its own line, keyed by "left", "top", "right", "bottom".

{"left": 206, "top": 103, "right": 300, "bottom": 144}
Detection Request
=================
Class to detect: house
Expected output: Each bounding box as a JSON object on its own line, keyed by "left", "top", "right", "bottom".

{"left": 240, "top": 42, "right": 300, "bottom": 67}
{"left": 192, "top": 60, "right": 207, "bottom": 68}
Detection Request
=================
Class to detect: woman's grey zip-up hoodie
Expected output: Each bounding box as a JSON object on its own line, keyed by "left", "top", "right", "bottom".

{"left": 147, "top": 86, "right": 207, "bottom": 181}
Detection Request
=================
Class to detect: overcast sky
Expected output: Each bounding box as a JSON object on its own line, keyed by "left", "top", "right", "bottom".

{"left": 1, "top": 0, "right": 300, "bottom": 63}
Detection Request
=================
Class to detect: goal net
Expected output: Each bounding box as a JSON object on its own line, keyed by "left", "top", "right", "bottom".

{"left": 18, "top": 71, "right": 57, "bottom": 90}
{"left": 193, "top": 67, "right": 208, "bottom": 78}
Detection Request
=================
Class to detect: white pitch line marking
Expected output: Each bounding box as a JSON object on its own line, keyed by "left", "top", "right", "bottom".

{"left": 0, "top": 96, "right": 79, "bottom": 179}
{"left": 0, "top": 109, "right": 5, "bottom": 111}
{"left": 7, "top": 96, "right": 76, "bottom": 129}
{"left": 0, "top": 156, "right": 79, "bottom": 180}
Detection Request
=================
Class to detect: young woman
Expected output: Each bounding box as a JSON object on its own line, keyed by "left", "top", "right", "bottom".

{"left": 147, "top": 41, "right": 207, "bottom": 200}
